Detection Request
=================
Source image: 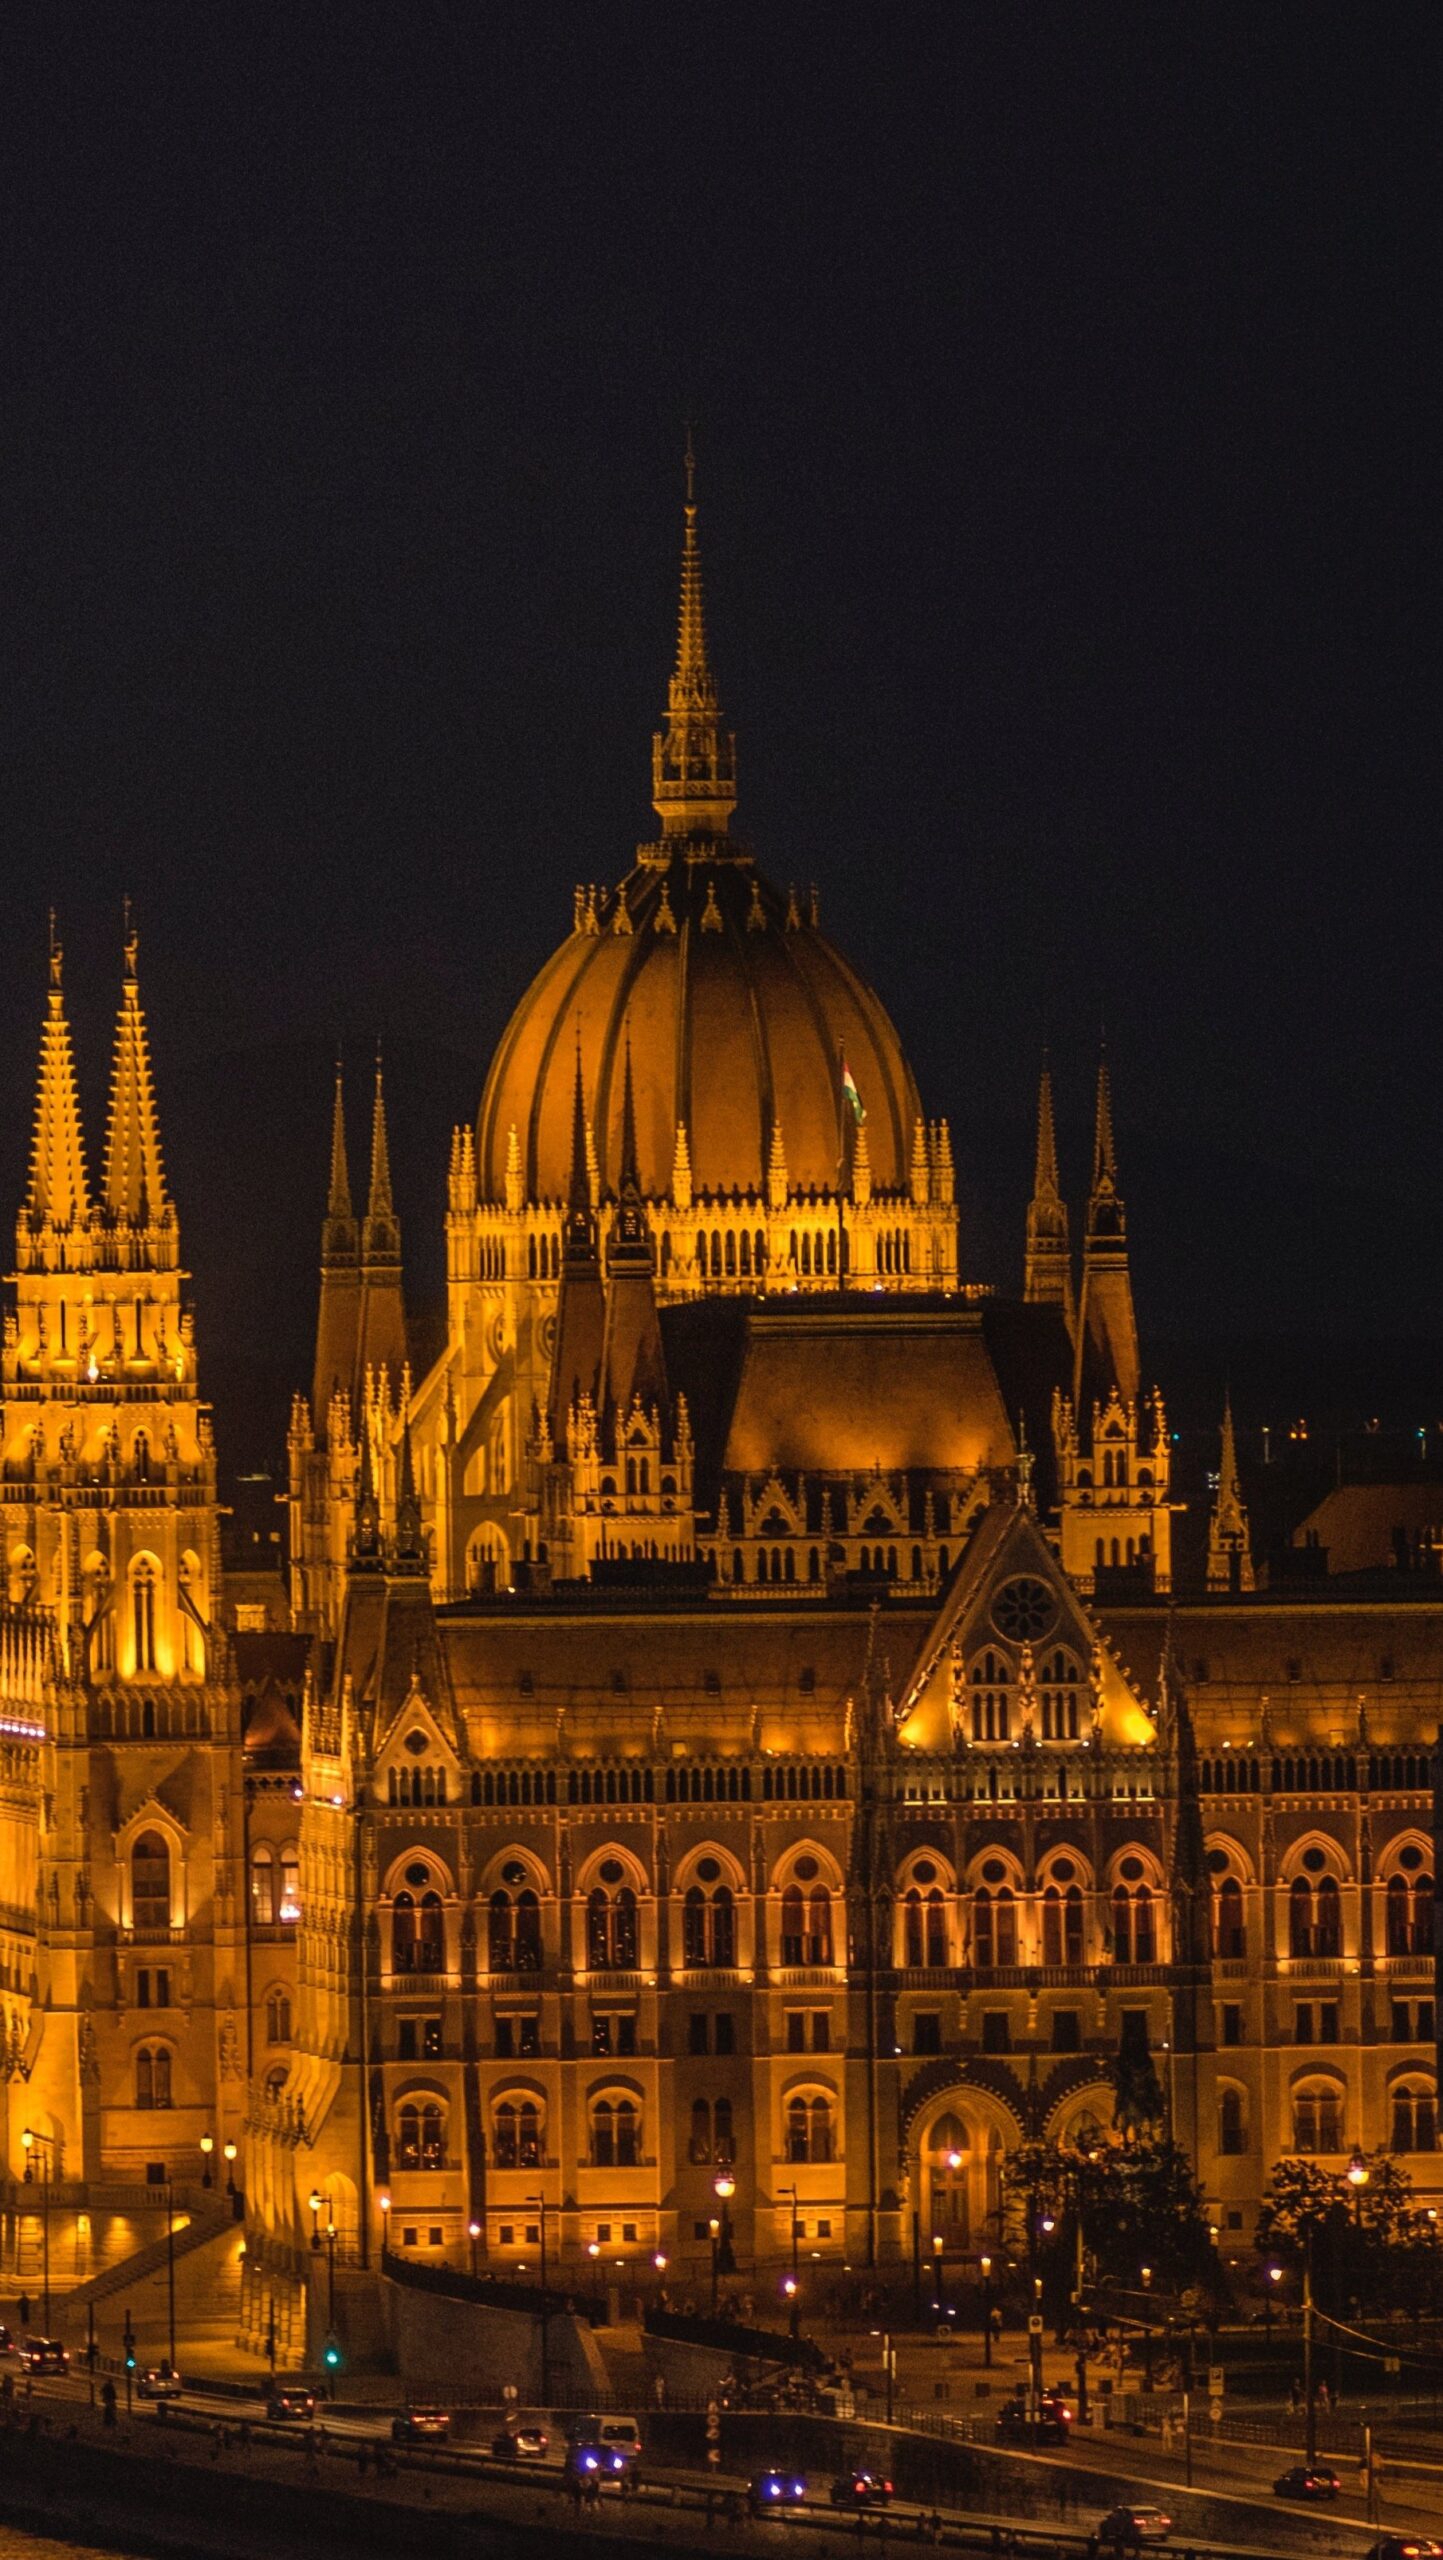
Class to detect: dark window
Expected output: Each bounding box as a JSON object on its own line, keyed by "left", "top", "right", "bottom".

{"left": 785, "top": 2012, "right": 806, "bottom": 2053}
{"left": 494, "top": 2016, "right": 515, "bottom": 2058}
{"left": 398, "top": 2018, "right": 419, "bottom": 2061}
{"left": 981, "top": 2011, "right": 1010, "bottom": 2054}
{"left": 1221, "top": 2003, "right": 1242, "bottom": 2047}
{"left": 1295, "top": 2004, "right": 1314, "bottom": 2045}
{"left": 517, "top": 2013, "right": 540, "bottom": 2057}
{"left": 1051, "top": 2009, "right": 1081, "bottom": 2053}
{"left": 1392, "top": 2000, "right": 1412, "bottom": 2043}
{"left": 593, "top": 2015, "right": 613, "bottom": 2054}
{"left": 132, "top": 1831, "right": 171, "bottom": 1931}
{"left": 1319, "top": 2002, "right": 1340, "bottom": 2044}
{"left": 616, "top": 2013, "right": 637, "bottom": 2056}
{"left": 714, "top": 2012, "right": 735, "bottom": 2055}
{"left": 913, "top": 2012, "right": 942, "bottom": 2056}
{"left": 688, "top": 2013, "right": 709, "bottom": 2055}
{"left": 811, "top": 2011, "right": 830, "bottom": 2052}
{"left": 1219, "top": 2088, "right": 1246, "bottom": 2155}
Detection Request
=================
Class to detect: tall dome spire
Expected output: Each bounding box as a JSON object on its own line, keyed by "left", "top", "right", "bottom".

{"left": 651, "top": 438, "right": 737, "bottom": 838}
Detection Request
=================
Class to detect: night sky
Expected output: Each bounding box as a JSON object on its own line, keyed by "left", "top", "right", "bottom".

{"left": 1, "top": 6, "right": 1437, "bottom": 1475}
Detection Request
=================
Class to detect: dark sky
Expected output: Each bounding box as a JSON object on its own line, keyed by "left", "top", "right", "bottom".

{"left": 1, "top": 5, "right": 1438, "bottom": 1470}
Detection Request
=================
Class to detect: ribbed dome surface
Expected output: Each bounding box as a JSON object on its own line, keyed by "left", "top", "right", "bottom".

{"left": 478, "top": 855, "right": 922, "bottom": 1205}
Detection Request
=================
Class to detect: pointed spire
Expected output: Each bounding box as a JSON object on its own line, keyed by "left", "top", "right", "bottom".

{"left": 1207, "top": 1392, "right": 1255, "bottom": 1593}
{"left": 651, "top": 437, "right": 737, "bottom": 837}
{"left": 909, "top": 1118, "right": 930, "bottom": 1205}
{"left": 328, "top": 1058, "right": 353, "bottom": 1221}
{"left": 101, "top": 914, "right": 168, "bottom": 1229}
{"left": 852, "top": 1117, "right": 872, "bottom": 1207}
{"left": 564, "top": 1038, "right": 596, "bottom": 1248}
{"left": 393, "top": 1411, "right": 425, "bottom": 1570}
{"left": 504, "top": 1121, "right": 524, "bottom": 1213}
{"left": 1024, "top": 1055, "right": 1074, "bottom": 1328}
{"left": 767, "top": 1116, "right": 788, "bottom": 1211}
{"left": 1075, "top": 1044, "right": 1139, "bottom": 1408}
{"left": 367, "top": 1049, "right": 394, "bottom": 1222}
{"left": 671, "top": 1120, "right": 693, "bottom": 1212}
{"left": 22, "top": 923, "right": 91, "bottom": 1239}
{"left": 617, "top": 1039, "right": 641, "bottom": 1200}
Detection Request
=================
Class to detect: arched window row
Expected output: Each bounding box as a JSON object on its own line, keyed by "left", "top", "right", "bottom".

{"left": 591, "top": 2096, "right": 640, "bottom": 2167}
{"left": 780, "top": 1883, "right": 834, "bottom": 1967}
{"left": 388, "top": 1765, "right": 448, "bottom": 1806}
{"left": 761, "top": 1764, "right": 846, "bottom": 1801}
{"left": 1273, "top": 1755, "right": 1355, "bottom": 1793}
{"left": 1391, "top": 2081, "right": 1438, "bottom": 2154}
{"left": 394, "top": 1888, "right": 446, "bottom": 1973}
{"left": 670, "top": 1764, "right": 749, "bottom": 1802}
{"left": 690, "top": 2096, "right": 735, "bottom": 2165}
{"left": 526, "top": 1232, "right": 560, "bottom": 1281}
{"left": 586, "top": 1884, "right": 639, "bottom": 1970}
{"left": 396, "top": 2098, "right": 446, "bottom": 2170}
{"left": 571, "top": 1765, "right": 652, "bottom": 1804}
{"left": 903, "top": 1887, "right": 949, "bottom": 1967}
{"left": 487, "top": 1888, "right": 541, "bottom": 1972}
{"left": 135, "top": 2043, "right": 173, "bottom": 2108}
{"left": 492, "top": 2098, "right": 543, "bottom": 2169}
{"left": 1111, "top": 1883, "right": 1157, "bottom": 1965}
{"left": 1288, "top": 1875, "right": 1342, "bottom": 1958}
{"left": 1198, "top": 1757, "right": 1261, "bottom": 1794}
{"left": 683, "top": 1884, "right": 736, "bottom": 1969}
{"left": 698, "top": 1228, "right": 769, "bottom": 1281}
{"left": 475, "top": 1768, "right": 556, "bottom": 1807}
{"left": 1370, "top": 1754, "right": 1431, "bottom": 1791}
{"left": 785, "top": 2093, "right": 835, "bottom": 2163}
{"left": 1386, "top": 1872, "right": 1434, "bottom": 1957}
{"left": 1292, "top": 2081, "right": 1345, "bottom": 2154}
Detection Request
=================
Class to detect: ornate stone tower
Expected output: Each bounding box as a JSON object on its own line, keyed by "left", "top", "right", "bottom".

{"left": 0, "top": 927, "right": 245, "bottom": 2184}
{"left": 1206, "top": 1394, "right": 1255, "bottom": 1593}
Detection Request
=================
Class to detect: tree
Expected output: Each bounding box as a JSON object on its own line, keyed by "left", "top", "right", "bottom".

{"left": 1256, "top": 2153, "right": 1443, "bottom": 2317}
{"left": 1003, "top": 2134, "right": 1217, "bottom": 2324}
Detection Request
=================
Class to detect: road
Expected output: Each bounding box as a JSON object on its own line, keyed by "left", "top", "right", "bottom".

{"left": 1, "top": 2361, "right": 1428, "bottom": 2560}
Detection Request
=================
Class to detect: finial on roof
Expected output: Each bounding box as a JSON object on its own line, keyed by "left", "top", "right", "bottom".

{"left": 651, "top": 435, "right": 737, "bottom": 837}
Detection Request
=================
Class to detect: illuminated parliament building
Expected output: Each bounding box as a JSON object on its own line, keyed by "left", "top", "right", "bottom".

{"left": 2, "top": 472, "right": 1440, "bottom": 2359}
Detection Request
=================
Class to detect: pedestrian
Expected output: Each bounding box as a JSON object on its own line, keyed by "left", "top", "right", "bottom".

{"left": 1289, "top": 2378, "right": 1303, "bottom": 2414}
{"left": 101, "top": 2380, "right": 117, "bottom": 2430}
{"left": 17, "top": 2293, "right": 29, "bottom": 2328}
{"left": 1317, "top": 2381, "right": 1330, "bottom": 2415}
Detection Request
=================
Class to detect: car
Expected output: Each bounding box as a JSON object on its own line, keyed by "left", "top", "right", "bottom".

{"left": 137, "top": 2364, "right": 184, "bottom": 2400}
{"left": 751, "top": 2470, "right": 809, "bottom": 2513}
{"left": 19, "top": 2337, "right": 69, "bottom": 2375}
{"left": 392, "top": 2407, "right": 452, "bottom": 2442}
{"left": 567, "top": 2415, "right": 642, "bottom": 2471}
{"left": 1274, "top": 2467, "right": 1341, "bottom": 2502}
{"left": 996, "top": 2391, "right": 1072, "bottom": 2444}
{"left": 492, "top": 2423, "right": 549, "bottom": 2460}
{"left": 565, "top": 2442, "right": 631, "bottom": 2485}
{"left": 0, "top": 2326, "right": 14, "bottom": 2356}
{"left": 266, "top": 2385, "right": 318, "bottom": 2421}
{"left": 1365, "top": 2543, "right": 1443, "bottom": 2560}
{"left": 830, "top": 2473, "right": 894, "bottom": 2509}
{"left": 1098, "top": 2511, "right": 1173, "bottom": 2548}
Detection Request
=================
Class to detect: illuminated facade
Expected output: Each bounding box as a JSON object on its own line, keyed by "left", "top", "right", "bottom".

{"left": 1, "top": 475, "right": 1438, "bottom": 2359}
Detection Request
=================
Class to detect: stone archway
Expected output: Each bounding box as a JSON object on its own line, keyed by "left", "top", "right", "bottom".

{"left": 907, "top": 2080, "right": 1021, "bottom": 2264}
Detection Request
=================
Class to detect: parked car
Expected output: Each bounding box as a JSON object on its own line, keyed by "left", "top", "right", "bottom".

{"left": 0, "top": 2326, "right": 14, "bottom": 2356}
{"left": 1098, "top": 2511, "right": 1172, "bottom": 2548}
{"left": 830, "top": 2472, "right": 893, "bottom": 2509}
{"left": 1365, "top": 2542, "right": 1443, "bottom": 2560}
{"left": 265, "top": 2386, "right": 318, "bottom": 2421}
{"left": 565, "top": 2442, "right": 631, "bottom": 2484}
{"left": 1274, "top": 2467, "right": 1341, "bottom": 2502}
{"left": 392, "top": 2407, "right": 452, "bottom": 2442}
{"left": 492, "top": 2422, "right": 549, "bottom": 2460}
{"left": 137, "top": 2364, "right": 184, "bottom": 2400}
{"left": 19, "top": 2338, "right": 68, "bottom": 2375}
{"left": 751, "top": 2470, "right": 809, "bottom": 2513}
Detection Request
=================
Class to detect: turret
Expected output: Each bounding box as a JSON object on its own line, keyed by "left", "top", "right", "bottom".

{"left": 19, "top": 929, "right": 92, "bottom": 1268}
{"left": 601, "top": 1045, "right": 667, "bottom": 1421}
{"left": 101, "top": 920, "right": 174, "bottom": 1261}
{"left": 355, "top": 1050, "right": 408, "bottom": 1397}
{"left": 1023, "top": 1056, "right": 1074, "bottom": 1330}
{"left": 547, "top": 1045, "right": 607, "bottom": 1444}
{"left": 312, "top": 1061, "right": 361, "bottom": 1428}
{"left": 1074, "top": 1048, "right": 1140, "bottom": 1408}
{"left": 1207, "top": 1394, "right": 1255, "bottom": 1593}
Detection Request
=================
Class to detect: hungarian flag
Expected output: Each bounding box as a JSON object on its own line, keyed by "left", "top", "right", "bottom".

{"left": 841, "top": 1055, "right": 865, "bottom": 1127}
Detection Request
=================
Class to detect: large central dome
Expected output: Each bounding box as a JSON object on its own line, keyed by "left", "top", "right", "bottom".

{"left": 478, "top": 466, "right": 923, "bottom": 1207}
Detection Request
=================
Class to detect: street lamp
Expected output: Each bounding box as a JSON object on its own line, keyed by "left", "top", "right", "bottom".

{"left": 932, "top": 2230, "right": 947, "bottom": 2324}
{"left": 713, "top": 2169, "right": 737, "bottom": 2291}
{"left": 223, "top": 2139, "right": 240, "bottom": 2220}
{"left": 526, "top": 2193, "right": 551, "bottom": 2405}
{"left": 980, "top": 2253, "right": 994, "bottom": 2366}
{"left": 780, "top": 2184, "right": 801, "bottom": 2337}
{"left": 199, "top": 2134, "right": 214, "bottom": 2190}
{"left": 21, "top": 2131, "right": 51, "bottom": 2335}
{"left": 1140, "top": 2263, "right": 1153, "bottom": 2392}
{"left": 1266, "top": 2260, "right": 1282, "bottom": 2342}
{"left": 468, "top": 2220, "right": 481, "bottom": 2279}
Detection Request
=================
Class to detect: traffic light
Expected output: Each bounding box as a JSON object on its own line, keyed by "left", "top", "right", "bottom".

{"left": 322, "top": 2336, "right": 342, "bottom": 2373}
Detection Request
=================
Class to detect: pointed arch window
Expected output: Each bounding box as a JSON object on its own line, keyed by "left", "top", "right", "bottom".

{"left": 1042, "top": 1883, "right": 1084, "bottom": 1966}
{"left": 1218, "top": 2085, "right": 1247, "bottom": 2154}
{"left": 396, "top": 2098, "right": 445, "bottom": 2170}
{"left": 132, "top": 1830, "right": 171, "bottom": 1931}
{"left": 903, "top": 1886, "right": 948, "bottom": 1967}
{"left": 683, "top": 1878, "right": 735, "bottom": 1969}
{"left": 1387, "top": 1869, "right": 1434, "bottom": 1957}
{"left": 492, "top": 2097, "right": 542, "bottom": 2169}
{"left": 785, "top": 2093, "right": 834, "bottom": 2163}
{"left": 250, "top": 1844, "right": 276, "bottom": 1925}
{"left": 591, "top": 2095, "right": 640, "bottom": 2168}
{"left": 1214, "top": 1875, "right": 1246, "bottom": 1960}
{"left": 973, "top": 1884, "right": 1016, "bottom": 1970}
{"left": 135, "top": 2043, "right": 172, "bottom": 2109}
{"left": 969, "top": 1649, "right": 1013, "bottom": 1742}
{"left": 1391, "top": 2079, "right": 1437, "bottom": 2154}
{"left": 131, "top": 1557, "right": 158, "bottom": 1674}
